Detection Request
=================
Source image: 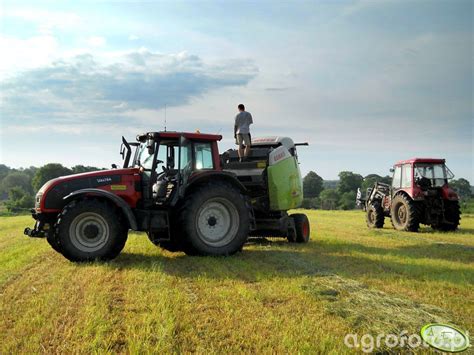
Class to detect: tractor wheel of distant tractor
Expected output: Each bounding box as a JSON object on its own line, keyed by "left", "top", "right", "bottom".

{"left": 432, "top": 200, "right": 461, "bottom": 232}
{"left": 56, "top": 199, "right": 128, "bottom": 262}
{"left": 390, "top": 194, "right": 420, "bottom": 232}
{"left": 179, "top": 182, "right": 249, "bottom": 256}
{"left": 291, "top": 213, "right": 310, "bottom": 243}
{"left": 366, "top": 202, "right": 384, "bottom": 229}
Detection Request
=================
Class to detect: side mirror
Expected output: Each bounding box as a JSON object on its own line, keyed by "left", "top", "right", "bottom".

{"left": 389, "top": 167, "right": 394, "bottom": 173}
{"left": 111, "top": 164, "right": 117, "bottom": 169}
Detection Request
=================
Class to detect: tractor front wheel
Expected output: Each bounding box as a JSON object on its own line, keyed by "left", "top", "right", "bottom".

{"left": 180, "top": 182, "right": 249, "bottom": 256}
{"left": 56, "top": 199, "right": 128, "bottom": 262}
{"left": 47, "top": 232, "right": 62, "bottom": 253}
{"left": 390, "top": 194, "right": 420, "bottom": 232}
{"left": 366, "top": 202, "right": 384, "bottom": 229}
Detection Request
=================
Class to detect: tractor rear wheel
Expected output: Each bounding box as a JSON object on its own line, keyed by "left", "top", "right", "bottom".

{"left": 56, "top": 199, "right": 128, "bottom": 262}
{"left": 291, "top": 213, "right": 310, "bottom": 243}
{"left": 179, "top": 182, "right": 249, "bottom": 256}
{"left": 390, "top": 194, "right": 420, "bottom": 232}
{"left": 366, "top": 202, "right": 384, "bottom": 228}
{"left": 433, "top": 200, "right": 461, "bottom": 232}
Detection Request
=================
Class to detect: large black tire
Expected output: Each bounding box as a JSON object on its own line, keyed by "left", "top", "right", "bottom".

{"left": 432, "top": 200, "right": 461, "bottom": 232}
{"left": 179, "top": 182, "right": 250, "bottom": 256}
{"left": 47, "top": 232, "right": 62, "bottom": 254}
{"left": 291, "top": 213, "right": 310, "bottom": 243}
{"left": 56, "top": 199, "right": 128, "bottom": 262}
{"left": 390, "top": 194, "right": 420, "bottom": 232}
{"left": 366, "top": 201, "right": 384, "bottom": 228}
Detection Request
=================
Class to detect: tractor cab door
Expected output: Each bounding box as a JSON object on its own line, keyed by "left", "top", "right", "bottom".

{"left": 391, "top": 165, "right": 402, "bottom": 196}
{"left": 391, "top": 164, "right": 412, "bottom": 196}
{"left": 176, "top": 136, "right": 193, "bottom": 200}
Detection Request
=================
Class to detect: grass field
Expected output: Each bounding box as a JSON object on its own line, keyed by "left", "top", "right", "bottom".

{"left": 1, "top": 210, "right": 473, "bottom": 353}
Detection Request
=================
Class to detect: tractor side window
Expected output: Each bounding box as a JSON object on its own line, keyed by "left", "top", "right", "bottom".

{"left": 392, "top": 166, "right": 402, "bottom": 189}
{"left": 194, "top": 142, "right": 214, "bottom": 170}
{"left": 401, "top": 164, "right": 412, "bottom": 188}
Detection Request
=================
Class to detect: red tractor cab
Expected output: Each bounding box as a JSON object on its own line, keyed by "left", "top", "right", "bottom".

{"left": 360, "top": 158, "right": 460, "bottom": 232}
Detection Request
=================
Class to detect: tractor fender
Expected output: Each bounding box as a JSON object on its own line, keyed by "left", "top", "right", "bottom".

{"left": 185, "top": 171, "right": 247, "bottom": 195}
{"left": 63, "top": 188, "right": 138, "bottom": 230}
{"left": 393, "top": 190, "right": 412, "bottom": 201}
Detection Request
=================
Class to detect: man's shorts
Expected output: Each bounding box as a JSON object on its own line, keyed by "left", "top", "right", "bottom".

{"left": 237, "top": 133, "right": 251, "bottom": 146}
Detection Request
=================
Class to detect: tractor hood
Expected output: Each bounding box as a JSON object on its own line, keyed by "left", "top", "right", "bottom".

{"left": 36, "top": 168, "right": 140, "bottom": 212}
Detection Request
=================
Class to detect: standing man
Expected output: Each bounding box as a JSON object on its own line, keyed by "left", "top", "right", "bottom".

{"left": 234, "top": 104, "right": 253, "bottom": 162}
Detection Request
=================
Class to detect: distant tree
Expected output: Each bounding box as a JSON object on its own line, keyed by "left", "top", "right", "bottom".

{"left": 302, "top": 197, "right": 320, "bottom": 209}
{"left": 337, "top": 171, "right": 363, "bottom": 194}
{"left": 21, "top": 166, "right": 38, "bottom": 179}
{"left": 71, "top": 165, "right": 102, "bottom": 174}
{"left": 5, "top": 187, "right": 34, "bottom": 212}
{"left": 450, "top": 178, "right": 472, "bottom": 199}
{"left": 32, "top": 164, "right": 72, "bottom": 191}
{"left": 303, "top": 171, "right": 324, "bottom": 198}
{"left": 319, "top": 189, "right": 340, "bottom": 210}
{"left": 339, "top": 191, "right": 357, "bottom": 210}
{"left": 0, "top": 164, "right": 10, "bottom": 181}
{"left": 0, "top": 171, "right": 33, "bottom": 196}
{"left": 323, "top": 180, "right": 338, "bottom": 189}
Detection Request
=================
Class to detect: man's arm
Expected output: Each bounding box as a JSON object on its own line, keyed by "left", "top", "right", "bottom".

{"left": 249, "top": 113, "right": 253, "bottom": 125}
{"left": 234, "top": 115, "right": 238, "bottom": 137}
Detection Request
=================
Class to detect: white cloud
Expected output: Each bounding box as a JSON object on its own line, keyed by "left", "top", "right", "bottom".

{"left": 128, "top": 35, "right": 140, "bottom": 41}
{"left": 0, "top": 34, "right": 59, "bottom": 79}
{"left": 86, "top": 36, "right": 106, "bottom": 47}
{"left": 3, "top": 8, "right": 82, "bottom": 34}
{"left": 0, "top": 50, "right": 258, "bottom": 129}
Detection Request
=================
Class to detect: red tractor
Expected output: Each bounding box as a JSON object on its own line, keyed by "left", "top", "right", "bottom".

{"left": 24, "top": 132, "right": 310, "bottom": 261}
{"left": 358, "top": 158, "right": 461, "bottom": 232}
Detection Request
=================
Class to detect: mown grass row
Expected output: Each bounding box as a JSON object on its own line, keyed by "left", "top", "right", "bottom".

{"left": 1, "top": 211, "right": 472, "bottom": 353}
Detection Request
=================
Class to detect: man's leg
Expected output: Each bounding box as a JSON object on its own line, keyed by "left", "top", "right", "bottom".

{"left": 243, "top": 134, "right": 251, "bottom": 157}
{"left": 237, "top": 134, "right": 244, "bottom": 160}
{"left": 244, "top": 145, "right": 251, "bottom": 157}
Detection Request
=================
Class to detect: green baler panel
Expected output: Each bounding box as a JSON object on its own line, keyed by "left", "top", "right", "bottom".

{"left": 267, "top": 156, "right": 303, "bottom": 211}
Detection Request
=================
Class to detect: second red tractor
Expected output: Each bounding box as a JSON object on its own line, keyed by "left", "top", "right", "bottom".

{"left": 358, "top": 158, "right": 461, "bottom": 232}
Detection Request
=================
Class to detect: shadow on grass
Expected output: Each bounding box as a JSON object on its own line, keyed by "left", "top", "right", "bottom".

{"left": 106, "top": 237, "right": 473, "bottom": 285}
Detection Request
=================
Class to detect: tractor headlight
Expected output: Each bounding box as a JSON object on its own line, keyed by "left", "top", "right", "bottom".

{"left": 35, "top": 192, "right": 43, "bottom": 210}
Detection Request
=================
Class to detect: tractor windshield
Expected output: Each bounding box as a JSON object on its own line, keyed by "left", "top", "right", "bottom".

{"left": 414, "top": 163, "right": 454, "bottom": 187}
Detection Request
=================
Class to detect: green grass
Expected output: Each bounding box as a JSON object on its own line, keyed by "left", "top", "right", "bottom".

{"left": 1, "top": 211, "right": 473, "bottom": 353}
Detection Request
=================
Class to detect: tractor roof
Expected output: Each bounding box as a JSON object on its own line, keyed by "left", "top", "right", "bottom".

{"left": 395, "top": 158, "right": 446, "bottom": 165}
{"left": 138, "top": 131, "right": 222, "bottom": 142}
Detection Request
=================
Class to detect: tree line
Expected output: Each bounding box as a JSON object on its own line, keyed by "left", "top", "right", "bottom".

{"left": 0, "top": 164, "right": 103, "bottom": 213}
{"left": 302, "top": 171, "right": 473, "bottom": 211}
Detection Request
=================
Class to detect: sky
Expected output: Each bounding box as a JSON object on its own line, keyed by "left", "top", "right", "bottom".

{"left": 0, "top": 0, "right": 472, "bottom": 181}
